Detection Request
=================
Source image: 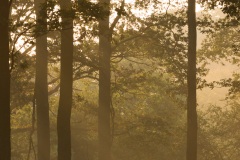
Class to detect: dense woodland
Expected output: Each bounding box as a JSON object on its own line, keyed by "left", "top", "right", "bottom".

{"left": 1, "top": 0, "right": 240, "bottom": 159}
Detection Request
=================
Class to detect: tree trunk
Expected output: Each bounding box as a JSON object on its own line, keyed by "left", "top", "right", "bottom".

{"left": 187, "top": 0, "right": 197, "bottom": 159}
{"left": 57, "top": 0, "right": 73, "bottom": 159}
{"left": 0, "top": 0, "right": 11, "bottom": 159}
{"left": 34, "top": 0, "right": 50, "bottom": 159}
{"left": 0, "top": 1, "right": 11, "bottom": 160}
{"left": 98, "top": 0, "right": 111, "bottom": 160}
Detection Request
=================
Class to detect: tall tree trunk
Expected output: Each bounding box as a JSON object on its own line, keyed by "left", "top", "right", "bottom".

{"left": 98, "top": 0, "right": 111, "bottom": 160}
{"left": 0, "top": 1, "right": 11, "bottom": 160}
{"left": 187, "top": 0, "right": 197, "bottom": 159}
{"left": 57, "top": 0, "right": 73, "bottom": 159}
{"left": 34, "top": 0, "right": 50, "bottom": 159}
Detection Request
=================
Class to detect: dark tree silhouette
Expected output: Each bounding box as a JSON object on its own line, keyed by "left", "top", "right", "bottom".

{"left": 187, "top": 0, "right": 197, "bottom": 159}
{"left": 0, "top": 0, "right": 11, "bottom": 159}
{"left": 57, "top": 0, "right": 73, "bottom": 159}
{"left": 34, "top": 0, "right": 50, "bottom": 159}
{"left": 98, "top": 0, "right": 111, "bottom": 159}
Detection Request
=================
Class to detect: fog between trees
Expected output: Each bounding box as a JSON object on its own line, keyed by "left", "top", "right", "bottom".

{"left": 1, "top": 0, "right": 240, "bottom": 160}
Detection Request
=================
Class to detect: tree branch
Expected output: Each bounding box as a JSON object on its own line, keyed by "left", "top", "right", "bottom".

{"left": 110, "top": 0, "right": 125, "bottom": 33}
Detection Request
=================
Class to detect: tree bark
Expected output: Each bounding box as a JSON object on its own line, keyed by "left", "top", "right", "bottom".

{"left": 98, "top": 0, "right": 112, "bottom": 160}
{"left": 57, "top": 0, "right": 73, "bottom": 159}
{"left": 187, "top": 0, "right": 197, "bottom": 160}
{"left": 0, "top": 1, "right": 11, "bottom": 159}
{"left": 34, "top": 0, "right": 50, "bottom": 159}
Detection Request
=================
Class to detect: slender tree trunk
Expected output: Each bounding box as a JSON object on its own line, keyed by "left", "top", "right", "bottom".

{"left": 0, "top": 1, "right": 11, "bottom": 160}
{"left": 98, "top": 0, "right": 111, "bottom": 160}
{"left": 187, "top": 0, "right": 197, "bottom": 159}
{"left": 34, "top": 0, "right": 50, "bottom": 159}
{"left": 57, "top": 0, "right": 73, "bottom": 159}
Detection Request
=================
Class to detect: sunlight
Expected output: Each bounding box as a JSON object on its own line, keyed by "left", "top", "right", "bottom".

{"left": 196, "top": 3, "right": 203, "bottom": 12}
{"left": 125, "top": 0, "right": 203, "bottom": 12}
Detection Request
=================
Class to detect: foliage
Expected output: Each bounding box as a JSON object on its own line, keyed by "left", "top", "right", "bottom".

{"left": 198, "top": 23, "right": 240, "bottom": 96}
{"left": 200, "top": 0, "right": 240, "bottom": 19}
{"left": 11, "top": 53, "right": 35, "bottom": 109}
{"left": 9, "top": 0, "right": 240, "bottom": 159}
{"left": 198, "top": 98, "right": 240, "bottom": 159}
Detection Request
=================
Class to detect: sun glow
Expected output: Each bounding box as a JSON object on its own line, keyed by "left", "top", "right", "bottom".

{"left": 124, "top": 0, "right": 203, "bottom": 15}
{"left": 196, "top": 3, "right": 203, "bottom": 12}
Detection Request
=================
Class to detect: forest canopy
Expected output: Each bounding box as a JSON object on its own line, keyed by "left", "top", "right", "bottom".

{"left": 1, "top": 0, "right": 240, "bottom": 160}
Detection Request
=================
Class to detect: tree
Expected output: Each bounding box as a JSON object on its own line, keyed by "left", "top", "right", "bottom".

{"left": 57, "top": 0, "right": 73, "bottom": 159}
{"left": 198, "top": 0, "right": 240, "bottom": 95}
{"left": 187, "top": 0, "right": 197, "bottom": 159}
{"left": 198, "top": 97, "right": 240, "bottom": 160}
{"left": 98, "top": 0, "right": 111, "bottom": 159}
{"left": 34, "top": 0, "right": 50, "bottom": 159}
{"left": 201, "top": 0, "right": 240, "bottom": 19}
{"left": 0, "top": 0, "right": 11, "bottom": 159}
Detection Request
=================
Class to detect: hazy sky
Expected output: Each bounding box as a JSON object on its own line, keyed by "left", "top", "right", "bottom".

{"left": 196, "top": 9, "right": 238, "bottom": 108}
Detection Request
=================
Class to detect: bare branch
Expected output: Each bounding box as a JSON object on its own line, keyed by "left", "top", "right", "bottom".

{"left": 112, "top": 34, "right": 142, "bottom": 51}
{"left": 110, "top": 0, "right": 125, "bottom": 32}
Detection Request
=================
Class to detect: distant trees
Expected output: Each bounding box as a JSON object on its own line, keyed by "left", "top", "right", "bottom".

{"left": 201, "top": 0, "right": 240, "bottom": 18}
{"left": 199, "top": 0, "right": 240, "bottom": 95}
{"left": 0, "top": 0, "right": 11, "bottom": 159}
{"left": 187, "top": 0, "right": 197, "bottom": 159}
{"left": 34, "top": 0, "right": 50, "bottom": 159}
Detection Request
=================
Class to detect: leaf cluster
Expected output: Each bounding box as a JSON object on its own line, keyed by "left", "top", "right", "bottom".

{"left": 77, "top": 0, "right": 109, "bottom": 21}
{"left": 200, "top": 0, "right": 240, "bottom": 19}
